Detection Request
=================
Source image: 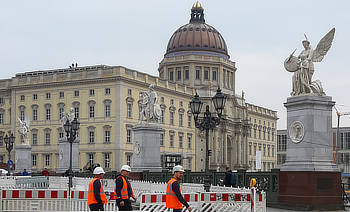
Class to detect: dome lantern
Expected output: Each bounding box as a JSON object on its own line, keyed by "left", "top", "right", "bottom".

{"left": 190, "top": 1, "right": 205, "bottom": 23}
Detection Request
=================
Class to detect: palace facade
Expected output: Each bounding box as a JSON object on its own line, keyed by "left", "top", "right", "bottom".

{"left": 0, "top": 2, "right": 277, "bottom": 172}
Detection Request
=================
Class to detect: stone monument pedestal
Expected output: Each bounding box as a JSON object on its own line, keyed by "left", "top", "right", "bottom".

{"left": 279, "top": 171, "right": 342, "bottom": 211}
{"left": 132, "top": 124, "right": 163, "bottom": 172}
{"left": 15, "top": 144, "right": 32, "bottom": 173}
{"left": 56, "top": 139, "right": 80, "bottom": 173}
{"left": 278, "top": 95, "right": 342, "bottom": 210}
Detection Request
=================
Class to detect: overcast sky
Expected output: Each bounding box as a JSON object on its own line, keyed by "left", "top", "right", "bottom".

{"left": 1, "top": 0, "right": 350, "bottom": 129}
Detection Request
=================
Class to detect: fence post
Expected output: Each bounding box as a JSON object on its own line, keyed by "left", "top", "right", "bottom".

{"left": 0, "top": 189, "right": 2, "bottom": 212}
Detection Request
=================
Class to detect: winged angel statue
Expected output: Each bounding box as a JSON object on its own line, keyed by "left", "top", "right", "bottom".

{"left": 284, "top": 28, "right": 335, "bottom": 96}
{"left": 18, "top": 117, "right": 30, "bottom": 145}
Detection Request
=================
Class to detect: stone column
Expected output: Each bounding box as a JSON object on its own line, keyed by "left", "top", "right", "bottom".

{"left": 56, "top": 138, "right": 79, "bottom": 173}
{"left": 15, "top": 144, "right": 32, "bottom": 173}
{"left": 132, "top": 124, "right": 163, "bottom": 172}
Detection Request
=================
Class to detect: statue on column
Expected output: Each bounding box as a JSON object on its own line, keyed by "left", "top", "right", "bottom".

{"left": 138, "top": 84, "right": 161, "bottom": 124}
{"left": 284, "top": 28, "right": 335, "bottom": 96}
{"left": 18, "top": 117, "right": 30, "bottom": 145}
{"left": 60, "top": 107, "right": 75, "bottom": 127}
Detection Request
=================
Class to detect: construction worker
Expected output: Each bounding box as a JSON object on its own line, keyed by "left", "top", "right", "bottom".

{"left": 166, "top": 165, "right": 192, "bottom": 212}
{"left": 115, "top": 165, "right": 136, "bottom": 211}
{"left": 88, "top": 167, "right": 107, "bottom": 211}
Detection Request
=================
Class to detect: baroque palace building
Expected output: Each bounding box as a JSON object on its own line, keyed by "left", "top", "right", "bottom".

{"left": 0, "top": 2, "right": 277, "bottom": 172}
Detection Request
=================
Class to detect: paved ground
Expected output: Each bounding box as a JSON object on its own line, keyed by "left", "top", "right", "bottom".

{"left": 267, "top": 207, "right": 349, "bottom": 212}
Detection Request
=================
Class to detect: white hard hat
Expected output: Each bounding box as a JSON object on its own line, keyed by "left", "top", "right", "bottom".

{"left": 172, "top": 165, "right": 185, "bottom": 173}
{"left": 121, "top": 165, "right": 131, "bottom": 172}
{"left": 93, "top": 167, "right": 105, "bottom": 175}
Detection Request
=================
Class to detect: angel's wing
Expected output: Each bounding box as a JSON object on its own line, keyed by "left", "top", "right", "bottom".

{"left": 312, "top": 28, "right": 335, "bottom": 62}
{"left": 25, "top": 117, "right": 30, "bottom": 128}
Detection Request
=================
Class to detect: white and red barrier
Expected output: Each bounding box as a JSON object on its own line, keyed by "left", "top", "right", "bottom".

{"left": 0, "top": 189, "right": 117, "bottom": 211}
{"left": 140, "top": 190, "right": 266, "bottom": 212}
{"left": 1, "top": 190, "right": 89, "bottom": 200}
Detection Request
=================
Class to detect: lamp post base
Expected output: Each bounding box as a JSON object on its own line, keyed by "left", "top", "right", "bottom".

{"left": 203, "top": 173, "right": 211, "bottom": 192}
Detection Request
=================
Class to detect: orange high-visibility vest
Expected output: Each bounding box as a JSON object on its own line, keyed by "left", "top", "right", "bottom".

{"left": 88, "top": 178, "right": 107, "bottom": 205}
{"left": 166, "top": 178, "right": 183, "bottom": 209}
{"left": 115, "top": 176, "right": 134, "bottom": 200}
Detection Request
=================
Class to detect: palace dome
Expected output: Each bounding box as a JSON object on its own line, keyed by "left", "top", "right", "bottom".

{"left": 165, "top": 2, "right": 229, "bottom": 58}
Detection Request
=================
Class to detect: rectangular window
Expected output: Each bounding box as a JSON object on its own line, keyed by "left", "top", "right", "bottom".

{"left": 170, "top": 112, "right": 174, "bottom": 125}
{"left": 263, "top": 144, "right": 266, "bottom": 156}
{"left": 33, "top": 94, "right": 38, "bottom": 100}
{"left": 160, "top": 133, "right": 164, "bottom": 146}
{"left": 59, "top": 132, "right": 64, "bottom": 139}
{"left": 127, "top": 89, "right": 132, "bottom": 96}
{"left": 169, "top": 71, "right": 174, "bottom": 81}
{"left": 105, "top": 88, "right": 111, "bottom": 95}
{"left": 126, "top": 155, "right": 132, "bottom": 166}
{"left": 187, "top": 134, "right": 192, "bottom": 149}
{"left": 0, "top": 98, "right": 3, "bottom": 104}
{"left": 89, "top": 106, "right": 95, "bottom": 118}
{"left": 170, "top": 134, "right": 174, "bottom": 147}
{"left": 74, "top": 107, "right": 79, "bottom": 119}
{"left": 127, "top": 129, "right": 132, "bottom": 143}
{"left": 104, "top": 153, "right": 110, "bottom": 169}
{"left": 20, "top": 110, "right": 25, "bottom": 121}
{"left": 45, "top": 154, "right": 50, "bottom": 166}
{"left": 179, "top": 114, "right": 183, "bottom": 127}
{"left": 195, "top": 68, "right": 201, "bottom": 80}
{"left": 272, "top": 146, "right": 275, "bottom": 157}
{"left": 105, "top": 105, "right": 110, "bottom": 117}
{"left": 212, "top": 69, "right": 217, "bottom": 81}
{"left": 268, "top": 145, "right": 271, "bottom": 157}
{"left": 179, "top": 134, "right": 183, "bottom": 148}
{"left": 46, "top": 108, "right": 51, "bottom": 120}
{"left": 59, "top": 92, "right": 64, "bottom": 98}
{"left": 20, "top": 95, "right": 25, "bottom": 101}
{"left": 161, "top": 110, "right": 165, "bottom": 124}
{"left": 32, "top": 133, "right": 37, "bottom": 145}
{"left": 185, "top": 68, "right": 189, "bottom": 80}
{"left": 89, "top": 131, "right": 95, "bottom": 143}
{"left": 254, "top": 144, "right": 257, "bottom": 156}
{"left": 32, "top": 154, "right": 37, "bottom": 166}
{"left": 74, "top": 90, "right": 79, "bottom": 97}
{"left": 249, "top": 143, "right": 252, "bottom": 155}
{"left": 59, "top": 108, "right": 64, "bottom": 120}
{"left": 89, "top": 89, "right": 95, "bottom": 96}
{"left": 0, "top": 113, "right": 3, "bottom": 124}
{"left": 127, "top": 104, "right": 132, "bottom": 118}
{"left": 204, "top": 69, "right": 209, "bottom": 80}
{"left": 105, "top": 130, "right": 111, "bottom": 143}
{"left": 187, "top": 115, "right": 192, "bottom": 128}
{"left": 46, "top": 93, "right": 51, "bottom": 99}
{"left": 88, "top": 153, "right": 94, "bottom": 165}
{"left": 45, "top": 133, "right": 50, "bottom": 144}
{"left": 177, "top": 70, "right": 181, "bottom": 81}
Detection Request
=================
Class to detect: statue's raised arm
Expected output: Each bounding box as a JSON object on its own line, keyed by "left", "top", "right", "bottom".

{"left": 284, "top": 28, "right": 335, "bottom": 96}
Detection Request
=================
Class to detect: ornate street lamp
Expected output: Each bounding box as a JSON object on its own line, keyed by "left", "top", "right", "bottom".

{"left": 2, "top": 133, "right": 15, "bottom": 175}
{"left": 190, "top": 88, "right": 226, "bottom": 192}
{"left": 63, "top": 117, "right": 80, "bottom": 197}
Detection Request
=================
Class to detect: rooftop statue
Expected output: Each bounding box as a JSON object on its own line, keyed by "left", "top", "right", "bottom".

{"left": 138, "top": 84, "right": 161, "bottom": 124}
{"left": 284, "top": 28, "right": 335, "bottom": 96}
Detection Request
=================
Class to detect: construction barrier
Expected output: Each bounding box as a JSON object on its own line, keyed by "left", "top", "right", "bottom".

{"left": 0, "top": 189, "right": 117, "bottom": 211}
{"left": 140, "top": 189, "right": 266, "bottom": 212}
